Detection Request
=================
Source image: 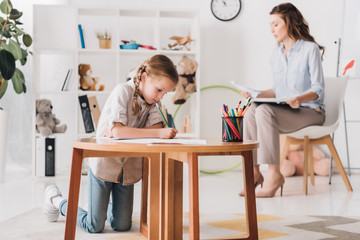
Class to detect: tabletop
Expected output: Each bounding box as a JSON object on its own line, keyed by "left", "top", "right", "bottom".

{"left": 73, "top": 138, "right": 259, "bottom": 153}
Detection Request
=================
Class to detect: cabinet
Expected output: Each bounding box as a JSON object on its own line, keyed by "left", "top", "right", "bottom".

{"left": 32, "top": 5, "right": 201, "bottom": 176}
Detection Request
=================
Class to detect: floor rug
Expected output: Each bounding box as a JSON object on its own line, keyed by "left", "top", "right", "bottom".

{"left": 0, "top": 208, "right": 359, "bottom": 239}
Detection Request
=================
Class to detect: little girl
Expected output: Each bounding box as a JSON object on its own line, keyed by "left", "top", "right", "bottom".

{"left": 43, "top": 54, "right": 179, "bottom": 233}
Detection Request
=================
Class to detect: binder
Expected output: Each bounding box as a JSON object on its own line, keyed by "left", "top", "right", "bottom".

{"left": 45, "top": 138, "right": 55, "bottom": 176}
{"left": 88, "top": 96, "right": 101, "bottom": 129}
{"left": 78, "top": 95, "right": 95, "bottom": 133}
{"left": 35, "top": 137, "right": 56, "bottom": 177}
{"left": 35, "top": 137, "right": 45, "bottom": 177}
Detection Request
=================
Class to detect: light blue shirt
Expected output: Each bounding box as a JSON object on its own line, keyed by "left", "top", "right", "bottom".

{"left": 271, "top": 39, "right": 324, "bottom": 110}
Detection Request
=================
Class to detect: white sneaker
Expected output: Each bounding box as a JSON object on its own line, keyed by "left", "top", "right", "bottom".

{"left": 43, "top": 185, "right": 62, "bottom": 222}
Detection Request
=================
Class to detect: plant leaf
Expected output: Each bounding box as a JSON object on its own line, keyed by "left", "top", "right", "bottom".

{"left": 14, "top": 26, "right": 25, "bottom": 35}
{"left": 8, "top": 38, "right": 21, "bottom": 59}
{"left": 11, "top": 68, "right": 24, "bottom": 94}
{"left": 9, "top": 8, "right": 22, "bottom": 20}
{"left": 23, "top": 34, "right": 32, "bottom": 47}
{"left": 0, "top": 77, "right": 8, "bottom": 99}
{"left": 0, "top": 0, "right": 12, "bottom": 15}
{"left": 0, "top": 49, "right": 15, "bottom": 79}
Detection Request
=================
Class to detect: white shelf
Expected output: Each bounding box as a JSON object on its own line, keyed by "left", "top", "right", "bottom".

{"left": 32, "top": 5, "right": 201, "bottom": 177}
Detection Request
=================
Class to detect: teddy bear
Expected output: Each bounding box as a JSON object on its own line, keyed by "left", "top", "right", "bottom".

{"left": 279, "top": 135, "right": 332, "bottom": 177}
{"left": 172, "top": 56, "right": 198, "bottom": 105}
{"left": 35, "top": 99, "right": 67, "bottom": 137}
{"left": 78, "top": 64, "right": 105, "bottom": 91}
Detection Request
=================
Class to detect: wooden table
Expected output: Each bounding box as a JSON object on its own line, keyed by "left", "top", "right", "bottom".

{"left": 64, "top": 138, "right": 259, "bottom": 240}
{"left": 160, "top": 139, "right": 259, "bottom": 240}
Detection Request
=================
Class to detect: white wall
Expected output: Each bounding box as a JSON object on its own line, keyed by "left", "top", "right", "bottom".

{"left": 4, "top": 0, "right": 357, "bottom": 172}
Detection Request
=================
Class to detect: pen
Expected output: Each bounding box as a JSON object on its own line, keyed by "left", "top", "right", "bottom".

{"left": 155, "top": 103, "right": 170, "bottom": 127}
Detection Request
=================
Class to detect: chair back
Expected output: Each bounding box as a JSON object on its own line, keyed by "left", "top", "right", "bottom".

{"left": 323, "top": 76, "right": 349, "bottom": 127}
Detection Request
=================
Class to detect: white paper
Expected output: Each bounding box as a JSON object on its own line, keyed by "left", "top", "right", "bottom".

{"left": 230, "top": 81, "right": 261, "bottom": 97}
{"left": 252, "top": 97, "right": 290, "bottom": 104}
{"left": 109, "top": 138, "right": 207, "bottom": 145}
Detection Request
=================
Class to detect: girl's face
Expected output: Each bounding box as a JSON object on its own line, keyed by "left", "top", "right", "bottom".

{"left": 140, "top": 72, "right": 177, "bottom": 105}
{"left": 270, "top": 14, "right": 289, "bottom": 43}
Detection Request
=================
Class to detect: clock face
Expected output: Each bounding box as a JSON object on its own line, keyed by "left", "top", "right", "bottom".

{"left": 211, "top": 0, "right": 242, "bottom": 21}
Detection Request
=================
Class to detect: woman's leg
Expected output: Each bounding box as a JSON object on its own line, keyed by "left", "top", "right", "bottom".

{"left": 59, "top": 169, "right": 112, "bottom": 233}
{"left": 254, "top": 104, "right": 325, "bottom": 196}
{"left": 107, "top": 173, "right": 134, "bottom": 231}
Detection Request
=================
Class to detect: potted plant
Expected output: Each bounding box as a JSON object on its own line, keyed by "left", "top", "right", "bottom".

{"left": 0, "top": 0, "right": 32, "bottom": 182}
{"left": 95, "top": 29, "right": 111, "bottom": 49}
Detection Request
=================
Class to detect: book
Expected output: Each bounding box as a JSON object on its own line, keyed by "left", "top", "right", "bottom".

{"left": 61, "top": 69, "right": 74, "bottom": 91}
{"left": 78, "top": 24, "right": 85, "bottom": 48}
{"left": 78, "top": 95, "right": 95, "bottom": 133}
{"left": 88, "top": 96, "right": 101, "bottom": 129}
{"left": 230, "top": 81, "right": 261, "bottom": 98}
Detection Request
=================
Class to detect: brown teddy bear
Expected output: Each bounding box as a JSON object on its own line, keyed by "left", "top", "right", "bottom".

{"left": 78, "top": 64, "right": 105, "bottom": 91}
{"left": 35, "top": 99, "right": 67, "bottom": 137}
{"left": 279, "top": 135, "right": 332, "bottom": 177}
{"left": 172, "top": 56, "right": 197, "bottom": 104}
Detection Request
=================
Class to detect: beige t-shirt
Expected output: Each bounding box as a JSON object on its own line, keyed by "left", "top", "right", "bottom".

{"left": 89, "top": 80, "right": 164, "bottom": 185}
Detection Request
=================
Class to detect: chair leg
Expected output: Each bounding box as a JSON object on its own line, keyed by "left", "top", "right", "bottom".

{"left": 303, "top": 136, "right": 309, "bottom": 195}
{"left": 309, "top": 144, "right": 315, "bottom": 185}
{"left": 324, "top": 135, "right": 353, "bottom": 191}
{"left": 280, "top": 136, "right": 291, "bottom": 166}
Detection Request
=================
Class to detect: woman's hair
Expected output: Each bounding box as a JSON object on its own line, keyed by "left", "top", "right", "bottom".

{"left": 270, "top": 2, "right": 325, "bottom": 60}
{"left": 132, "top": 54, "right": 179, "bottom": 114}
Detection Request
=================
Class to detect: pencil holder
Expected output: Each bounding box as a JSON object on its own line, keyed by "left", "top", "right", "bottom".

{"left": 222, "top": 116, "right": 243, "bottom": 142}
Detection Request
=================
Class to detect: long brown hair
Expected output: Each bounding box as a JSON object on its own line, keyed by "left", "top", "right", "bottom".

{"left": 132, "top": 54, "right": 179, "bottom": 114}
{"left": 270, "top": 2, "right": 325, "bottom": 60}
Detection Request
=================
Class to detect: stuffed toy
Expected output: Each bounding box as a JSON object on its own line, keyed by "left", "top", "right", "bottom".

{"left": 279, "top": 135, "right": 332, "bottom": 177}
{"left": 78, "top": 64, "right": 105, "bottom": 91}
{"left": 172, "top": 56, "right": 198, "bottom": 104}
{"left": 35, "top": 99, "right": 67, "bottom": 137}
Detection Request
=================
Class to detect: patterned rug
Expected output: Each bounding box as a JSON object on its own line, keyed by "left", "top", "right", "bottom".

{"left": 0, "top": 208, "right": 359, "bottom": 239}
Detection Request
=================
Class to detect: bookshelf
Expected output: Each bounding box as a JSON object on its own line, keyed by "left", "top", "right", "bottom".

{"left": 32, "top": 5, "right": 201, "bottom": 177}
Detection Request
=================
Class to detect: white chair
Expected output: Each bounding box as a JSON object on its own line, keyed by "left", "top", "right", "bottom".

{"left": 280, "top": 76, "right": 353, "bottom": 195}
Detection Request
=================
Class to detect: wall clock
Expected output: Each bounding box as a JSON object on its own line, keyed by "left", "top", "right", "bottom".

{"left": 211, "top": 0, "right": 242, "bottom": 21}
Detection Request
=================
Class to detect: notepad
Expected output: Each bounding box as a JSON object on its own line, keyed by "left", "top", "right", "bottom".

{"left": 110, "top": 138, "right": 206, "bottom": 145}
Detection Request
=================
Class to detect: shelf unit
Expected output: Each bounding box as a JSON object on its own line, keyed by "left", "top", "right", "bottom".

{"left": 32, "top": 5, "right": 201, "bottom": 177}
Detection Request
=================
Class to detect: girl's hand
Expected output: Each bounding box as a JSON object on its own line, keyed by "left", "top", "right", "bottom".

{"left": 286, "top": 97, "right": 301, "bottom": 109}
{"left": 104, "top": 127, "right": 114, "bottom": 138}
{"left": 159, "top": 128, "right": 178, "bottom": 139}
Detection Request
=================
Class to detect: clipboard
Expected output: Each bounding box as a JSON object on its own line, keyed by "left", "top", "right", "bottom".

{"left": 252, "top": 97, "right": 289, "bottom": 104}
{"left": 88, "top": 96, "right": 101, "bottom": 128}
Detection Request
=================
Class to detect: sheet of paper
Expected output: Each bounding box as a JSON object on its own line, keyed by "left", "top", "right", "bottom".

{"left": 109, "top": 138, "right": 207, "bottom": 145}
{"left": 230, "top": 81, "right": 261, "bottom": 97}
{"left": 252, "top": 97, "right": 290, "bottom": 104}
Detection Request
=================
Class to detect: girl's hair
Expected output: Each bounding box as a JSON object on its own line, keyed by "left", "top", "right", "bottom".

{"left": 270, "top": 2, "right": 325, "bottom": 60}
{"left": 132, "top": 54, "right": 179, "bottom": 114}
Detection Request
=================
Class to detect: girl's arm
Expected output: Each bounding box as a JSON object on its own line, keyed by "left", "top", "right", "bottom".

{"left": 286, "top": 91, "right": 318, "bottom": 109}
{"left": 106, "top": 122, "right": 178, "bottom": 139}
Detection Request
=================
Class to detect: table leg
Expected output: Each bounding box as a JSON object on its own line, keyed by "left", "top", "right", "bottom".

{"left": 242, "top": 150, "right": 258, "bottom": 240}
{"left": 164, "top": 156, "right": 183, "bottom": 240}
{"left": 147, "top": 153, "right": 161, "bottom": 240}
{"left": 140, "top": 158, "right": 149, "bottom": 238}
{"left": 64, "top": 148, "right": 84, "bottom": 240}
{"left": 188, "top": 153, "right": 200, "bottom": 240}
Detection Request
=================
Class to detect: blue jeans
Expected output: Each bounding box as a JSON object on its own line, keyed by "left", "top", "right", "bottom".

{"left": 59, "top": 169, "right": 134, "bottom": 233}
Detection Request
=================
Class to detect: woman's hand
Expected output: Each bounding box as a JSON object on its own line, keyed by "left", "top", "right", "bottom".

{"left": 159, "top": 128, "right": 178, "bottom": 139}
{"left": 286, "top": 96, "right": 301, "bottom": 109}
{"left": 239, "top": 90, "right": 252, "bottom": 99}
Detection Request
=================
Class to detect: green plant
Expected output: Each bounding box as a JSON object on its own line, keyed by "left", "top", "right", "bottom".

{"left": 95, "top": 29, "right": 111, "bottom": 40}
{"left": 0, "top": 0, "right": 32, "bottom": 99}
